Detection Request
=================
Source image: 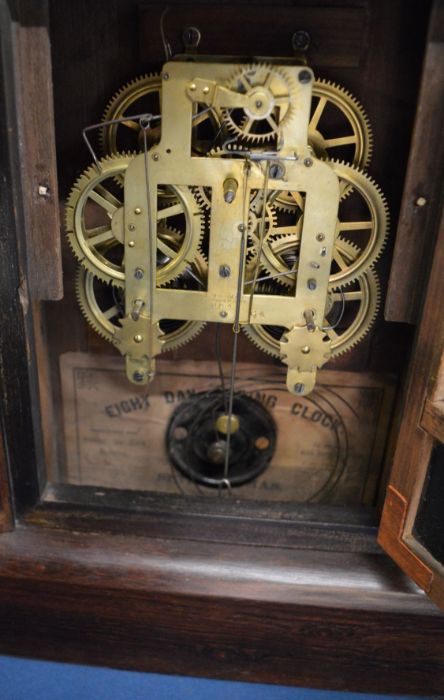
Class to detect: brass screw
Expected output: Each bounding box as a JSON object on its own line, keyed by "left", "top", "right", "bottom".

{"left": 220, "top": 310, "right": 228, "bottom": 318}
{"left": 134, "top": 207, "right": 141, "bottom": 215}
{"left": 415, "top": 196, "right": 427, "bottom": 207}
{"left": 189, "top": 83, "right": 197, "bottom": 91}
{"left": 152, "top": 153, "right": 160, "bottom": 161}
{"left": 203, "top": 86, "right": 210, "bottom": 94}
{"left": 134, "top": 334, "right": 143, "bottom": 343}
{"left": 128, "top": 240, "right": 135, "bottom": 247}
{"left": 128, "top": 223, "right": 136, "bottom": 231}
{"left": 301, "top": 345, "right": 310, "bottom": 354}
{"left": 316, "top": 233, "right": 325, "bottom": 241}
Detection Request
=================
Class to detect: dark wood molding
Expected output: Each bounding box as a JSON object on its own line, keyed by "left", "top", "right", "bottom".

{"left": 0, "top": 524, "right": 442, "bottom": 695}
{"left": 0, "top": 431, "right": 13, "bottom": 533}
{"left": 0, "top": 0, "right": 46, "bottom": 511}
{"left": 385, "top": 0, "right": 444, "bottom": 323}
{"left": 378, "top": 132, "right": 444, "bottom": 607}
{"left": 12, "top": 0, "right": 63, "bottom": 301}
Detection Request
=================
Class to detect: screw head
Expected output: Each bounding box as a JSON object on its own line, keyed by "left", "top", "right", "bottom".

{"left": 128, "top": 223, "right": 136, "bottom": 231}
{"left": 203, "top": 86, "right": 210, "bottom": 94}
{"left": 307, "top": 278, "right": 317, "bottom": 291}
{"left": 163, "top": 72, "right": 169, "bottom": 81}
{"left": 294, "top": 383, "right": 305, "bottom": 394}
{"left": 301, "top": 345, "right": 310, "bottom": 354}
{"left": 269, "top": 162, "right": 285, "bottom": 179}
{"left": 304, "top": 157, "right": 313, "bottom": 167}
{"left": 128, "top": 240, "right": 135, "bottom": 247}
{"left": 298, "top": 69, "right": 312, "bottom": 84}
{"left": 238, "top": 223, "right": 246, "bottom": 232}
{"left": 415, "top": 196, "right": 427, "bottom": 207}
{"left": 134, "top": 334, "right": 143, "bottom": 343}
{"left": 255, "top": 100, "right": 263, "bottom": 109}
{"left": 189, "top": 82, "right": 197, "bottom": 91}
{"left": 134, "top": 207, "right": 141, "bottom": 215}
{"left": 220, "top": 310, "right": 228, "bottom": 318}
{"left": 292, "top": 30, "right": 310, "bottom": 51}
{"left": 152, "top": 152, "right": 160, "bottom": 161}
{"left": 219, "top": 264, "right": 231, "bottom": 278}
{"left": 316, "top": 233, "right": 325, "bottom": 241}
{"left": 133, "top": 371, "right": 145, "bottom": 383}
{"left": 134, "top": 267, "right": 144, "bottom": 280}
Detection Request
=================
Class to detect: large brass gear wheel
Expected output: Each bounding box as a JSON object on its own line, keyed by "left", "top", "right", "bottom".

{"left": 275, "top": 79, "right": 373, "bottom": 214}
{"left": 75, "top": 254, "right": 208, "bottom": 353}
{"left": 66, "top": 153, "right": 132, "bottom": 286}
{"left": 261, "top": 162, "right": 389, "bottom": 288}
{"left": 100, "top": 73, "right": 221, "bottom": 157}
{"left": 100, "top": 74, "right": 162, "bottom": 156}
{"left": 66, "top": 154, "right": 206, "bottom": 287}
{"left": 221, "top": 64, "right": 297, "bottom": 144}
{"left": 309, "top": 79, "right": 372, "bottom": 169}
{"left": 243, "top": 241, "right": 380, "bottom": 360}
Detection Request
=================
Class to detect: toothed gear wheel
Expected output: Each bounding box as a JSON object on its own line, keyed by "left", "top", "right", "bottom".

{"left": 274, "top": 79, "right": 373, "bottom": 213}
{"left": 100, "top": 73, "right": 221, "bottom": 157}
{"left": 330, "top": 161, "right": 389, "bottom": 285}
{"left": 66, "top": 153, "right": 133, "bottom": 286}
{"left": 75, "top": 254, "right": 208, "bottom": 352}
{"left": 243, "top": 240, "right": 380, "bottom": 359}
{"left": 154, "top": 184, "right": 206, "bottom": 286}
{"left": 100, "top": 74, "right": 162, "bottom": 156}
{"left": 222, "top": 64, "right": 296, "bottom": 144}
{"left": 309, "top": 79, "right": 373, "bottom": 168}
{"left": 264, "top": 161, "right": 389, "bottom": 287}
{"left": 66, "top": 154, "right": 206, "bottom": 287}
{"left": 245, "top": 202, "right": 278, "bottom": 259}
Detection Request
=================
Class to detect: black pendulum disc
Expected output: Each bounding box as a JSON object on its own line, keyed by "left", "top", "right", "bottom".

{"left": 165, "top": 390, "right": 277, "bottom": 487}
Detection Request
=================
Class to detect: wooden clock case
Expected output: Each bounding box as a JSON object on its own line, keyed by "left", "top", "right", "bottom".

{"left": 0, "top": 0, "right": 443, "bottom": 694}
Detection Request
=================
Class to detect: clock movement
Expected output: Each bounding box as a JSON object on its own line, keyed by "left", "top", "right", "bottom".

{"left": 0, "top": 0, "right": 443, "bottom": 693}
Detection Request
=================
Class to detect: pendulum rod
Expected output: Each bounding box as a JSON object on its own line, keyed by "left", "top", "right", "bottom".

{"left": 142, "top": 119, "right": 156, "bottom": 372}
{"left": 222, "top": 158, "right": 251, "bottom": 488}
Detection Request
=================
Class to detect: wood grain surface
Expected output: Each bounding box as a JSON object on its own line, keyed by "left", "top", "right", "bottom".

{"left": 385, "top": 0, "right": 444, "bottom": 323}
{"left": 0, "top": 525, "right": 442, "bottom": 694}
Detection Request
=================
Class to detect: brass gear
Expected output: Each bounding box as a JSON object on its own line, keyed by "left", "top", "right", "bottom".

{"left": 330, "top": 160, "right": 389, "bottom": 285}
{"left": 243, "top": 241, "right": 380, "bottom": 359}
{"left": 264, "top": 162, "right": 389, "bottom": 287}
{"left": 100, "top": 73, "right": 221, "bottom": 157}
{"left": 309, "top": 79, "right": 372, "bottom": 168}
{"left": 100, "top": 74, "right": 162, "bottom": 156}
{"left": 275, "top": 79, "right": 373, "bottom": 214}
{"left": 75, "top": 253, "right": 208, "bottom": 353}
{"left": 66, "top": 153, "right": 132, "bottom": 286}
{"left": 221, "top": 64, "right": 297, "bottom": 144}
{"left": 66, "top": 154, "right": 206, "bottom": 287}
